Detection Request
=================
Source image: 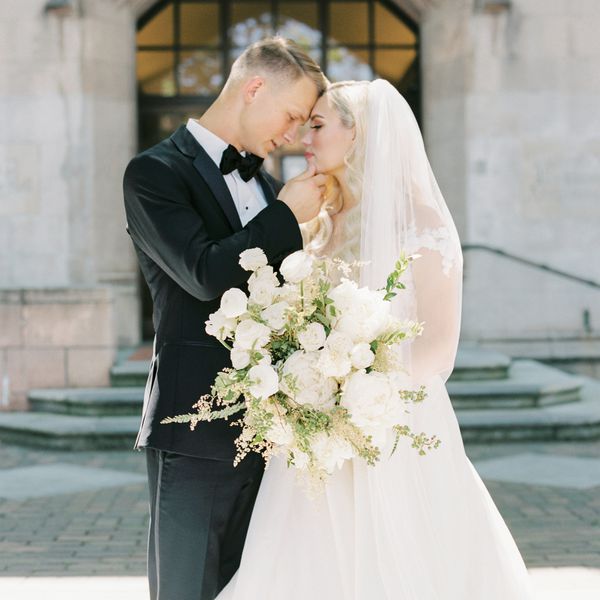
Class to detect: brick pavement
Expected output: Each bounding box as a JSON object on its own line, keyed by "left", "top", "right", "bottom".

{"left": 0, "top": 439, "right": 599, "bottom": 579}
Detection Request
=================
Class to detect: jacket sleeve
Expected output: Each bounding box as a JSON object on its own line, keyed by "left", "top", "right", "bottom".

{"left": 123, "top": 154, "right": 303, "bottom": 301}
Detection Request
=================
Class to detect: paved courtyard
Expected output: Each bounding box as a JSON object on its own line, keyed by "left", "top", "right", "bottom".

{"left": 1, "top": 438, "right": 600, "bottom": 599}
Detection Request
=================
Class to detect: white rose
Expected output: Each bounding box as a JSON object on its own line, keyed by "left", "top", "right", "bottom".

{"left": 234, "top": 319, "right": 271, "bottom": 350}
{"left": 341, "top": 371, "right": 403, "bottom": 445}
{"left": 297, "top": 322, "right": 326, "bottom": 352}
{"left": 220, "top": 288, "right": 248, "bottom": 318}
{"left": 247, "top": 364, "right": 279, "bottom": 400}
{"left": 261, "top": 301, "right": 290, "bottom": 331}
{"left": 311, "top": 432, "right": 355, "bottom": 474}
{"left": 230, "top": 347, "right": 251, "bottom": 370}
{"left": 205, "top": 310, "right": 236, "bottom": 341}
{"left": 239, "top": 247, "right": 268, "bottom": 271}
{"left": 350, "top": 343, "right": 375, "bottom": 370}
{"left": 280, "top": 250, "right": 314, "bottom": 283}
{"left": 281, "top": 350, "right": 338, "bottom": 409}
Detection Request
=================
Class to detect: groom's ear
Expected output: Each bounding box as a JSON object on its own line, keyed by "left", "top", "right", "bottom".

{"left": 243, "top": 76, "right": 266, "bottom": 104}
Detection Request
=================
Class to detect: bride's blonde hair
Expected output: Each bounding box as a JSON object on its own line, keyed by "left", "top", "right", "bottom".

{"left": 301, "top": 81, "right": 369, "bottom": 254}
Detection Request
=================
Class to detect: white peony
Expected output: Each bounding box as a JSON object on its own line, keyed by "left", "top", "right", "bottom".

{"left": 280, "top": 250, "right": 314, "bottom": 283}
{"left": 220, "top": 288, "right": 248, "bottom": 318}
{"left": 317, "top": 331, "right": 353, "bottom": 378}
{"left": 239, "top": 247, "right": 268, "bottom": 272}
{"left": 328, "top": 279, "right": 390, "bottom": 343}
{"left": 205, "top": 309, "right": 237, "bottom": 341}
{"left": 311, "top": 432, "right": 355, "bottom": 474}
{"left": 350, "top": 343, "right": 375, "bottom": 369}
{"left": 230, "top": 347, "right": 251, "bottom": 370}
{"left": 234, "top": 318, "right": 271, "bottom": 350}
{"left": 261, "top": 301, "right": 290, "bottom": 331}
{"left": 297, "top": 322, "right": 326, "bottom": 352}
{"left": 281, "top": 350, "right": 338, "bottom": 409}
{"left": 247, "top": 364, "right": 279, "bottom": 400}
{"left": 341, "top": 370, "right": 403, "bottom": 447}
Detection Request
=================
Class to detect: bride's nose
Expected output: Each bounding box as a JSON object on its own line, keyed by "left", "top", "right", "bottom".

{"left": 300, "top": 130, "right": 312, "bottom": 146}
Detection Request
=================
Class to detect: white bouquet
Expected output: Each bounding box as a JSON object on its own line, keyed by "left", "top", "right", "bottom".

{"left": 162, "top": 248, "right": 440, "bottom": 481}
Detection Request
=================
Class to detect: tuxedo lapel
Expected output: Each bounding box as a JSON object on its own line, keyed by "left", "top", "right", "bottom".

{"left": 256, "top": 170, "right": 277, "bottom": 205}
{"left": 171, "top": 126, "right": 243, "bottom": 232}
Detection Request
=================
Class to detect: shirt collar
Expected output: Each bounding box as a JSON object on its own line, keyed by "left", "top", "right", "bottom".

{"left": 186, "top": 118, "right": 229, "bottom": 167}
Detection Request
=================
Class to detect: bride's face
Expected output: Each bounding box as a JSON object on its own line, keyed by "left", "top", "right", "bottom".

{"left": 301, "top": 94, "right": 355, "bottom": 176}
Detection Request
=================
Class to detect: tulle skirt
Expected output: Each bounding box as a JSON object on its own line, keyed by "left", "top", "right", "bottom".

{"left": 216, "top": 375, "right": 534, "bottom": 600}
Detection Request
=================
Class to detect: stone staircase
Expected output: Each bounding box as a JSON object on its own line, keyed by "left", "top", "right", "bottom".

{"left": 0, "top": 346, "right": 599, "bottom": 450}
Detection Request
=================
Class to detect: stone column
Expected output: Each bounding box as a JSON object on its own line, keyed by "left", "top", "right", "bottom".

{"left": 0, "top": 0, "right": 142, "bottom": 408}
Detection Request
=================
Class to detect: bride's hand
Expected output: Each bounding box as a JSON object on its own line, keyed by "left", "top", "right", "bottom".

{"left": 278, "top": 164, "right": 328, "bottom": 224}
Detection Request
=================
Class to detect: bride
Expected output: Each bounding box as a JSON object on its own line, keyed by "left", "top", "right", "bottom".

{"left": 216, "top": 79, "right": 534, "bottom": 600}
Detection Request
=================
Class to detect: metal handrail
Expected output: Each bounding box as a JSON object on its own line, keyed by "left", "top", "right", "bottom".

{"left": 462, "top": 244, "right": 600, "bottom": 291}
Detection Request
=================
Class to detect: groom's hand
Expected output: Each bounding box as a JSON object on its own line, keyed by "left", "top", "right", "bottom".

{"left": 278, "top": 164, "right": 328, "bottom": 224}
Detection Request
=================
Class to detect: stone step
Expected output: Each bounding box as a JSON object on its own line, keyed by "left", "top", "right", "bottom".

{"left": 457, "top": 376, "right": 600, "bottom": 443}
{"left": 450, "top": 346, "right": 511, "bottom": 381}
{"left": 0, "top": 412, "right": 140, "bottom": 451}
{"left": 111, "top": 346, "right": 510, "bottom": 389}
{"left": 110, "top": 361, "right": 150, "bottom": 388}
{"left": 28, "top": 388, "right": 144, "bottom": 416}
{"left": 447, "top": 360, "right": 583, "bottom": 409}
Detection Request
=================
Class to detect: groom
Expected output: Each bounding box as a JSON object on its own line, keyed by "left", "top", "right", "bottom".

{"left": 123, "top": 37, "right": 327, "bottom": 600}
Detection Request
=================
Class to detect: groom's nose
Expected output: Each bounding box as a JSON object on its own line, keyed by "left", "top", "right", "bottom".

{"left": 283, "top": 122, "right": 301, "bottom": 145}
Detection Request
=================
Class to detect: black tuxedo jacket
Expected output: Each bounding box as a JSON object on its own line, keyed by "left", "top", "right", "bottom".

{"left": 123, "top": 125, "right": 303, "bottom": 459}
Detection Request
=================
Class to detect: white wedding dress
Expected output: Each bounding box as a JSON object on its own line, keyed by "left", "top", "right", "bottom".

{"left": 216, "top": 80, "right": 534, "bottom": 600}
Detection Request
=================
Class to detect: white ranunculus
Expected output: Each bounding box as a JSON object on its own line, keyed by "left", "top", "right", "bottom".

{"left": 280, "top": 250, "right": 314, "bottom": 283}
{"left": 297, "top": 322, "right": 326, "bottom": 352}
{"left": 265, "top": 417, "right": 294, "bottom": 446}
{"left": 205, "top": 309, "right": 237, "bottom": 341}
{"left": 341, "top": 371, "right": 403, "bottom": 446}
{"left": 230, "top": 347, "right": 251, "bottom": 370}
{"left": 350, "top": 343, "right": 375, "bottom": 370}
{"left": 234, "top": 318, "right": 271, "bottom": 350}
{"left": 281, "top": 350, "right": 338, "bottom": 409}
{"left": 247, "top": 364, "right": 279, "bottom": 400}
{"left": 261, "top": 301, "right": 290, "bottom": 331}
{"left": 239, "top": 247, "right": 268, "bottom": 272}
{"left": 220, "top": 288, "right": 248, "bottom": 318}
{"left": 311, "top": 432, "right": 355, "bottom": 474}
{"left": 328, "top": 279, "right": 390, "bottom": 343}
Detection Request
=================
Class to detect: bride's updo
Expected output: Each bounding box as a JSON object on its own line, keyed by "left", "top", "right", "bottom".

{"left": 302, "top": 80, "right": 369, "bottom": 255}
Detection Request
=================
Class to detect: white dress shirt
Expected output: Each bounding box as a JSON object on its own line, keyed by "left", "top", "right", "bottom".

{"left": 186, "top": 118, "right": 268, "bottom": 227}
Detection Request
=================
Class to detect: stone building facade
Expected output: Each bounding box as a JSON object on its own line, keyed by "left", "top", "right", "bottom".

{"left": 0, "top": 0, "right": 598, "bottom": 408}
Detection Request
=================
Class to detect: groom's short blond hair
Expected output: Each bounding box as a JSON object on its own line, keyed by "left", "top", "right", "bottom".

{"left": 228, "top": 37, "right": 327, "bottom": 96}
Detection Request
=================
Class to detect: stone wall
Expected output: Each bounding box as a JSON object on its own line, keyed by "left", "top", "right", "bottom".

{"left": 0, "top": 0, "right": 141, "bottom": 408}
{"left": 421, "top": 0, "right": 600, "bottom": 362}
{"left": 0, "top": 288, "right": 116, "bottom": 409}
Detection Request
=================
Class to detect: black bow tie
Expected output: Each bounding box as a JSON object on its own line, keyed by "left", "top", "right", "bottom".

{"left": 219, "top": 144, "right": 263, "bottom": 182}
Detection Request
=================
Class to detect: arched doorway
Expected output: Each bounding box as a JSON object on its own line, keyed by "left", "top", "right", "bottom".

{"left": 136, "top": 0, "right": 421, "bottom": 339}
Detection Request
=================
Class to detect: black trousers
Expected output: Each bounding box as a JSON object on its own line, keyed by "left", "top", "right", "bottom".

{"left": 145, "top": 448, "right": 264, "bottom": 600}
